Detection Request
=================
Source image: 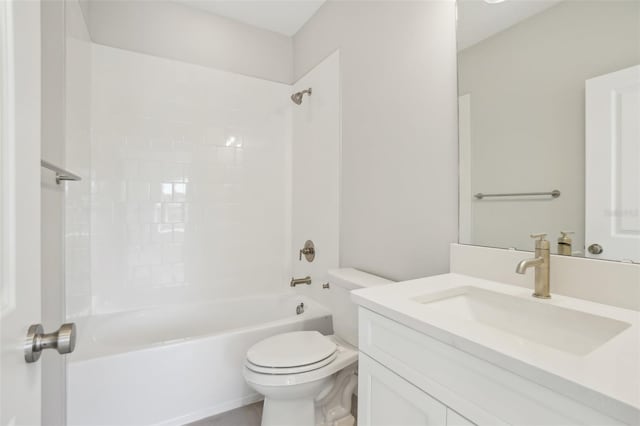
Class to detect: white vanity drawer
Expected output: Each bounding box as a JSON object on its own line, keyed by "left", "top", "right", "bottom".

{"left": 358, "top": 307, "right": 625, "bottom": 425}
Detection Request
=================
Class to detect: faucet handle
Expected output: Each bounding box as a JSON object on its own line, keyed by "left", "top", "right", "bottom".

{"left": 298, "top": 240, "right": 315, "bottom": 262}
{"left": 530, "top": 233, "right": 550, "bottom": 249}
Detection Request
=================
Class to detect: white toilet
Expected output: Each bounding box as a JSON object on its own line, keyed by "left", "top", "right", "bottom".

{"left": 243, "top": 268, "right": 391, "bottom": 426}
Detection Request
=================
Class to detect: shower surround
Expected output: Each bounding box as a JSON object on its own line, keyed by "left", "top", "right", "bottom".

{"left": 66, "top": 40, "right": 341, "bottom": 425}
{"left": 87, "top": 44, "right": 292, "bottom": 315}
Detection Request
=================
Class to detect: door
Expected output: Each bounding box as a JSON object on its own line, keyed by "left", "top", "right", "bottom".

{"left": 585, "top": 65, "right": 640, "bottom": 262}
{"left": 1, "top": 1, "right": 43, "bottom": 425}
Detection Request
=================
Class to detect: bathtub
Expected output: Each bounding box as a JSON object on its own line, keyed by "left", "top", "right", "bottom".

{"left": 67, "top": 294, "right": 332, "bottom": 426}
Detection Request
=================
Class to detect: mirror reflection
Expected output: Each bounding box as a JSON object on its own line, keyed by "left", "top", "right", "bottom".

{"left": 456, "top": 0, "right": 640, "bottom": 263}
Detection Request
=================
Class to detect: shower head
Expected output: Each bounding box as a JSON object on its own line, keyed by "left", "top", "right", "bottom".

{"left": 291, "top": 88, "right": 312, "bottom": 105}
{"left": 291, "top": 92, "right": 303, "bottom": 105}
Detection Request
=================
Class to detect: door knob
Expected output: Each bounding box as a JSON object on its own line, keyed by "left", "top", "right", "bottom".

{"left": 588, "top": 244, "right": 603, "bottom": 255}
{"left": 24, "top": 323, "right": 76, "bottom": 363}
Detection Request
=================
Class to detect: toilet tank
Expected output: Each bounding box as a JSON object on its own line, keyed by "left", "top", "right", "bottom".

{"left": 328, "top": 268, "right": 393, "bottom": 347}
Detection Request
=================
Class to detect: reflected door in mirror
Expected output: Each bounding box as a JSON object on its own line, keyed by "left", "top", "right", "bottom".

{"left": 585, "top": 65, "right": 640, "bottom": 263}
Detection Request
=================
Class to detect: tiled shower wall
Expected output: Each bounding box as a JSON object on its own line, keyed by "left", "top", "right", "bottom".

{"left": 88, "top": 45, "right": 291, "bottom": 314}
{"left": 291, "top": 52, "right": 340, "bottom": 309}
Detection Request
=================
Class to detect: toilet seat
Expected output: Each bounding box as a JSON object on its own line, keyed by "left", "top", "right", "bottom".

{"left": 246, "top": 331, "right": 337, "bottom": 369}
{"left": 244, "top": 335, "right": 358, "bottom": 387}
{"left": 246, "top": 351, "right": 337, "bottom": 375}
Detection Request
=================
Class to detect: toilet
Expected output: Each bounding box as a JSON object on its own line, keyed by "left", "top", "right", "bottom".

{"left": 243, "top": 268, "right": 392, "bottom": 426}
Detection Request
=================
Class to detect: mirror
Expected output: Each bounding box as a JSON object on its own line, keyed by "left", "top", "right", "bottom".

{"left": 456, "top": 0, "right": 640, "bottom": 263}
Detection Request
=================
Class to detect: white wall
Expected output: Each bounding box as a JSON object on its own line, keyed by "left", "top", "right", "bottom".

{"left": 40, "top": 1, "right": 92, "bottom": 423}
{"left": 86, "top": 0, "right": 293, "bottom": 84}
{"left": 40, "top": 1, "right": 68, "bottom": 424}
{"left": 291, "top": 51, "right": 341, "bottom": 308}
{"left": 65, "top": 0, "right": 92, "bottom": 319}
{"left": 293, "top": 1, "right": 459, "bottom": 281}
{"left": 90, "top": 45, "right": 291, "bottom": 314}
{"left": 458, "top": 0, "right": 640, "bottom": 253}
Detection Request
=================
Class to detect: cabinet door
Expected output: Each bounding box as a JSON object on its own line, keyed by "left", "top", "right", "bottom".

{"left": 358, "top": 353, "right": 447, "bottom": 426}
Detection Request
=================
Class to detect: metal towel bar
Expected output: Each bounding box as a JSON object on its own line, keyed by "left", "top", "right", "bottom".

{"left": 40, "top": 160, "right": 82, "bottom": 184}
{"left": 474, "top": 190, "right": 560, "bottom": 200}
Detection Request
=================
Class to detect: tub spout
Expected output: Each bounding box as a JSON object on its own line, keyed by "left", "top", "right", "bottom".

{"left": 290, "top": 276, "right": 312, "bottom": 287}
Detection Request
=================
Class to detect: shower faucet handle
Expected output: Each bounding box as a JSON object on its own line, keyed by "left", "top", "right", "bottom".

{"left": 298, "top": 240, "right": 315, "bottom": 262}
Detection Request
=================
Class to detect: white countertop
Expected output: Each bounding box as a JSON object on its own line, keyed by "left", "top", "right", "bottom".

{"left": 351, "top": 273, "right": 640, "bottom": 423}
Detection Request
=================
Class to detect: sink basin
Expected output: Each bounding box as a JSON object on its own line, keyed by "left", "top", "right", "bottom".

{"left": 412, "top": 286, "right": 630, "bottom": 355}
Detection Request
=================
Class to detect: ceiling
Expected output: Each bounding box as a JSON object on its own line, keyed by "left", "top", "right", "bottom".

{"left": 457, "top": 0, "right": 564, "bottom": 51}
{"left": 178, "top": 0, "right": 326, "bottom": 36}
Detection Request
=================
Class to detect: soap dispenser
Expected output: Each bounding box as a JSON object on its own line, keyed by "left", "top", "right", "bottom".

{"left": 557, "top": 231, "right": 574, "bottom": 256}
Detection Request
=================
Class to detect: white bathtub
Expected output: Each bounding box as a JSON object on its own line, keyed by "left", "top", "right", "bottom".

{"left": 67, "top": 294, "right": 332, "bottom": 426}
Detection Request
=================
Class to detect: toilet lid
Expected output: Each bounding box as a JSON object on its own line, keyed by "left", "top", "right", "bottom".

{"left": 246, "top": 331, "right": 337, "bottom": 368}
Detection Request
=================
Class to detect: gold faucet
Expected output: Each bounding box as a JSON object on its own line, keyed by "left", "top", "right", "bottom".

{"left": 516, "top": 234, "right": 551, "bottom": 299}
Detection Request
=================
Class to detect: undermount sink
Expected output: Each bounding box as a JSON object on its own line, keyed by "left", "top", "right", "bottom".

{"left": 412, "top": 286, "right": 630, "bottom": 355}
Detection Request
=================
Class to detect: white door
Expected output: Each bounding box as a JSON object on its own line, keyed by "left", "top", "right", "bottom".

{"left": 585, "top": 65, "right": 640, "bottom": 263}
{"left": 1, "top": 1, "right": 43, "bottom": 424}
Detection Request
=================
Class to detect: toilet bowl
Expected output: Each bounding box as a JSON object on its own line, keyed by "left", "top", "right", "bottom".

{"left": 244, "top": 332, "right": 358, "bottom": 426}
{"left": 243, "top": 268, "right": 392, "bottom": 426}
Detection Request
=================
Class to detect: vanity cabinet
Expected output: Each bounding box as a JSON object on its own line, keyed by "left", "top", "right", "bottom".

{"left": 358, "top": 352, "right": 473, "bottom": 425}
{"left": 357, "top": 308, "right": 626, "bottom": 426}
